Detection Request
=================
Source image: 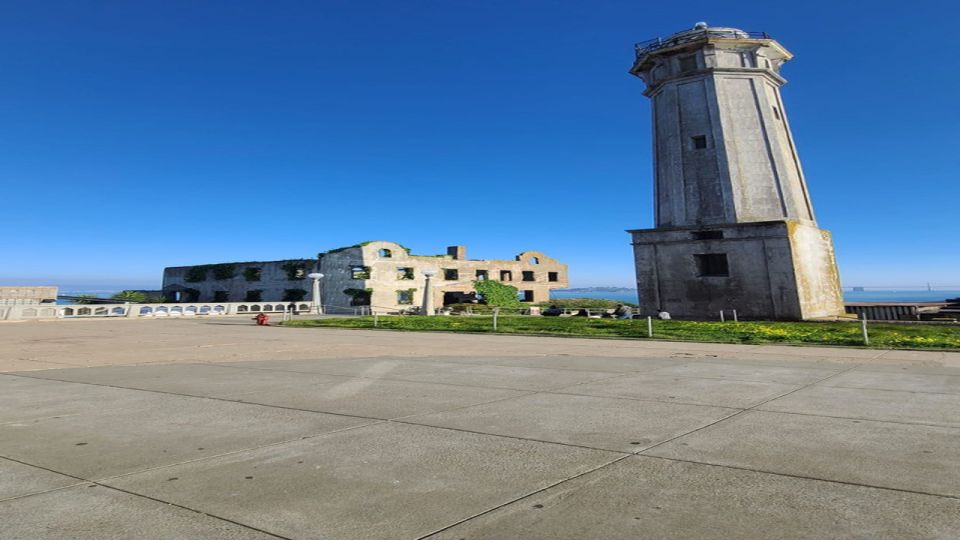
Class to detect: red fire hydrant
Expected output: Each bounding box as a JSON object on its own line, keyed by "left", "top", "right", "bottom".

{"left": 254, "top": 312, "right": 269, "bottom": 326}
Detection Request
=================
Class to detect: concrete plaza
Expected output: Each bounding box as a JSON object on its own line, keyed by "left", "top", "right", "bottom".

{"left": 1, "top": 318, "right": 959, "bottom": 538}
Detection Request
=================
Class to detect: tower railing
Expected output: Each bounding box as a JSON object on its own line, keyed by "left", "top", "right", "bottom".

{"left": 635, "top": 30, "right": 770, "bottom": 58}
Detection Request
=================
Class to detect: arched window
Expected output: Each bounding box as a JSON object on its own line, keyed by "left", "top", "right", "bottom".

{"left": 379, "top": 248, "right": 392, "bottom": 258}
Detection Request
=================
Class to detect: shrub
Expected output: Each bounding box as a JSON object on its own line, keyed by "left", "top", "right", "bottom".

{"left": 536, "top": 297, "right": 638, "bottom": 310}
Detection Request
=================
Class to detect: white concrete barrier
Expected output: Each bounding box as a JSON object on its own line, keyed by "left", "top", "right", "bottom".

{"left": 2, "top": 302, "right": 315, "bottom": 321}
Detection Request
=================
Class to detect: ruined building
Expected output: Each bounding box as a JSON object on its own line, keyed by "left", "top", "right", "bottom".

{"left": 162, "top": 241, "right": 568, "bottom": 313}
{"left": 627, "top": 24, "right": 844, "bottom": 320}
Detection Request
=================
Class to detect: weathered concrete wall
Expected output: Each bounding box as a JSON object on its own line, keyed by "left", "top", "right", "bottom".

{"left": 628, "top": 26, "right": 844, "bottom": 320}
{"left": 636, "top": 31, "right": 815, "bottom": 228}
{"left": 345, "top": 241, "right": 568, "bottom": 313}
{"left": 0, "top": 286, "right": 58, "bottom": 305}
{"left": 787, "top": 222, "right": 845, "bottom": 319}
{"left": 162, "top": 260, "right": 315, "bottom": 303}
{"left": 631, "top": 222, "right": 802, "bottom": 319}
{"left": 162, "top": 241, "right": 569, "bottom": 313}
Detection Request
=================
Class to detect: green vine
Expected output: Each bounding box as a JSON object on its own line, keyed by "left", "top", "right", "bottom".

{"left": 473, "top": 280, "right": 521, "bottom": 308}
{"left": 243, "top": 267, "right": 261, "bottom": 282}
{"left": 184, "top": 266, "right": 208, "bottom": 283}
{"left": 396, "top": 288, "right": 417, "bottom": 305}
{"left": 210, "top": 264, "right": 236, "bottom": 280}
{"left": 280, "top": 260, "right": 309, "bottom": 280}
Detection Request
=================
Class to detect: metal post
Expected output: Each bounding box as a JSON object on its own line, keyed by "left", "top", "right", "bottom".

{"left": 732, "top": 309, "right": 738, "bottom": 323}
{"left": 374, "top": 311, "right": 379, "bottom": 328}
{"left": 493, "top": 307, "right": 499, "bottom": 332}
{"left": 647, "top": 316, "right": 653, "bottom": 338}
{"left": 720, "top": 310, "right": 725, "bottom": 322}
{"left": 861, "top": 313, "right": 870, "bottom": 346}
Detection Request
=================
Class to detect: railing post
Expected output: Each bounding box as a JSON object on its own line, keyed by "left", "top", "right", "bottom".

{"left": 720, "top": 310, "right": 725, "bottom": 322}
{"left": 493, "top": 308, "right": 499, "bottom": 332}
{"left": 732, "top": 309, "right": 738, "bottom": 323}
{"left": 374, "top": 311, "right": 379, "bottom": 328}
{"left": 861, "top": 313, "right": 870, "bottom": 346}
{"left": 647, "top": 316, "right": 653, "bottom": 338}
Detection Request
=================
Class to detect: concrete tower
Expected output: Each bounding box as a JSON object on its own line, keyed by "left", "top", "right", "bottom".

{"left": 627, "top": 24, "right": 844, "bottom": 320}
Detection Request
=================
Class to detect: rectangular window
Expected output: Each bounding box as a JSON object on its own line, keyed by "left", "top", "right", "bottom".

{"left": 475, "top": 269, "right": 488, "bottom": 281}
{"left": 772, "top": 106, "right": 781, "bottom": 120}
{"left": 397, "top": 289, "right": 414, "bottom": 305}
{"left": 351, "top": 266, "right": 371, "bottom": 279}
{"left": 548, "top": 272, "right": 559, "bottom": 282}
{"left": 695, "top": 254, "right": 730, "bottom": 277}
{"left": 522, "top": 271, "right": 535, "bottom": 282}
{"left": 678, "top": 54, "right": 698, "bottom": 73}
{"left": 443, "top": 268, "right": 458, "bottom": 281}
{"left": 244, "top": 290, "right": 262, "bottom": 302}
{"left": 691, "top": 135, "right": 707, "bottom": 150}
{"left": 397, "top": 267, "right": 414, "bottom": 280}
{"left": 691, "top": 230, "right": 724, "bottom": 240}
{"left": 518, "top": 290, "right": 535, "bottom": 302}
{"left": 213, "top": 291, "right": 229, "bottom": 302}
{"left": 499, "top": 270, "right": 513, "bottom": 281}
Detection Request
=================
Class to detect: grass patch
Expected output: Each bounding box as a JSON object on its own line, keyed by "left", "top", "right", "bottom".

{"left": 283, "top": 316, "right": 960, "bottom": 350}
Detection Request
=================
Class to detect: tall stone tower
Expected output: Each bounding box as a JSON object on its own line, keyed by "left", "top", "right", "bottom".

{"left": 627, "top": 23, "right": 844, "bottom": 320}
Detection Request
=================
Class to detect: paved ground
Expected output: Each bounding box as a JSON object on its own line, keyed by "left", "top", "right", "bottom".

{"left": 2, "top": 318, "right": 959, "bottom": 538}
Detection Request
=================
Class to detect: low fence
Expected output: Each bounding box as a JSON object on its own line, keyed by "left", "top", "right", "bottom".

{"left": 1, "top": 301, "right": 317, "bottom": 321}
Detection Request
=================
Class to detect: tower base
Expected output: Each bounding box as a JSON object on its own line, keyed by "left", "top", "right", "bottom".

{"left": 629, "top": 220, "right": 844, "bottom": 320}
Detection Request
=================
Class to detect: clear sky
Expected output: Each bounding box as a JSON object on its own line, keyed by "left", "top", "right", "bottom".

{"left": 2, "top": 0, "right": 958, "bottom": 290}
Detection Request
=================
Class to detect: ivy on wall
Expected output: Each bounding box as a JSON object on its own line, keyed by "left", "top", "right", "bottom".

{"left": 211, "top": 264, "right": 236, "bottom": 280}
{"left": 396, "top": 288, "right": 417, "bottom": 305}
{"left": 473, "top": 280, "right": 521, "bottom": 308}
{"left": 243, "top": 267, "right": 262, "bottom": 282}
{"left": 281, "top": 260, "right": 309, "bottom": 281}
{"left": 184, "top": 266, "right": 208, "bottom": 283}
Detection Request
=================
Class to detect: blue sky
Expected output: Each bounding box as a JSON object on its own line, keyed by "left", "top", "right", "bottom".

{"left": 2, "top": 0, "right": 958, "bottom": 289}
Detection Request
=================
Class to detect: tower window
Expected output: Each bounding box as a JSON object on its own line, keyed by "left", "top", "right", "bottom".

{"left": 443, "top": 268, "right": 458, "bottom": 280}
{"left": 691, "top": 135, "right": 707, "bottom": 150}
{"left": 772, "top": 107, "right": 781, "bottom": 120}
{"left": 678, "top": 55, "right": 698, "bottom": 73}
{"left": 695, "top": 254, "right": 729, "bottom": 277}
{"left": 548, "top": 272, "right": 559, "bottom": 282}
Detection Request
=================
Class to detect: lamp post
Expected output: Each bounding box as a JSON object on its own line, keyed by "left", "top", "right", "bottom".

{"left": 421, "top": 268, "right": 437, "bottom": 316}
{"left": 307, "top": 273, "right": 324, "bottom": 315}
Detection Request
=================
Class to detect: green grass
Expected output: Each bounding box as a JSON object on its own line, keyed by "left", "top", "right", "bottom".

{"left": 283, "top": 316, "right": 960, "bottom": 350}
